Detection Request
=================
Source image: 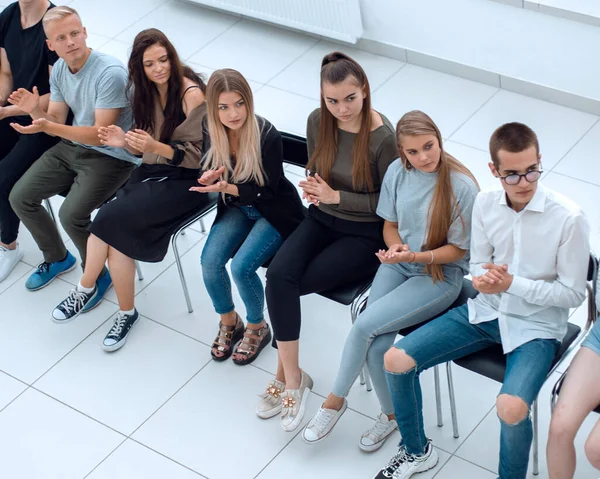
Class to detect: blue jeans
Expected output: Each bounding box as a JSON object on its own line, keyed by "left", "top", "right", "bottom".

{"left": 201, "top": 205, "right": 283, "bottom": 324}
{"left": 331, "top": 262, "right": 463, "bottom": 414}
{"left": 385, "top": 304, "right": 559, "bottom": 479}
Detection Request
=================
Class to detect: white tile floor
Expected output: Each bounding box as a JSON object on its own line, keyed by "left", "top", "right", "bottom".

{"left": 2, "top": 1, "right": 600, "bottom": 477}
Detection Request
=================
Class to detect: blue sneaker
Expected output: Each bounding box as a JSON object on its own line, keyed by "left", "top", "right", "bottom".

{"left": 82, "top": 269, "right": 112, "bottom": 313}
{"left": 25, "top": 251, "right": 76, "bottom": 291}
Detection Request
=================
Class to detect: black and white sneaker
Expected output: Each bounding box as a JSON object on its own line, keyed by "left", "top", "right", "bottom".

{"left": 102, "top": 310, "right": 139, "bottom": 352}
{"left": 373, "top": 440, "right": 438, "bottom": 479}
{"left": 52, "top": 287, "right": 98, "bottom": 324}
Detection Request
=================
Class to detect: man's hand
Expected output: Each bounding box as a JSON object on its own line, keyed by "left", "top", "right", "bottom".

{"left": 473, "top": 263, "right": 513, "bottom": 294}
{"left": 10, "top": 118, "right": 49, "bottom": 135}
{"left": 8, "top": 87, "right": 40, "bottom": 114}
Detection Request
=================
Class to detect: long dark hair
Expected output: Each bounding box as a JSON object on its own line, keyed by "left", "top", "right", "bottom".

{"left": 307, "top": 51, "right": 373, "bottom": 191}
{"left": 127, "top": 28, "right": 206, "bottom": 143}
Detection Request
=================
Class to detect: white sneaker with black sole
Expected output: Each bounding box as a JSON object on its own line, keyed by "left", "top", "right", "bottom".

{"left": 52, "top": 286, "right": 98, "bottom": 324}
{"left": 102, "top": 310, "right": 139, "bottom": 352}
{"left": 373, "top": 440, "right": 438, "bottom": 479}
{"left": 302, "top": 398, "right": 347, "bottom": 444}
{"left": 360, "top": 413, "right": 398, "bottom": 452}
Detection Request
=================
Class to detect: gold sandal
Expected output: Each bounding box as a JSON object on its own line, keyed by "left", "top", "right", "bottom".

{"left": 211, "top": 313, "right": 244, "bottom": 361}
{"left": 232, "top": 323, "right": 272, "bottom": 366}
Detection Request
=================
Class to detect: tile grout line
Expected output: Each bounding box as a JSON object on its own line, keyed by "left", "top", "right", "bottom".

{"left": 261, "top": 36, "right": 322, "bottom": 87}
{"left": 371, "top": 62, "right": 408, "bottom": 96}
{"left": 183, "top": 15, "right": 244, "bottom": 62}
{"left": 447, "top": 88, "right": 502, "bottom": 141}
{"left": 548, "top": 116, "right": 600, "bottom": 173}
{"left": 546, "top": 170, "right": 600, "bottom": 189}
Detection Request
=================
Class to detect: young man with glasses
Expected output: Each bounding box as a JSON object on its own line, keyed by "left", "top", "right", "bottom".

{"left": 373, "top": 122, "right": 590, "bottom": 479}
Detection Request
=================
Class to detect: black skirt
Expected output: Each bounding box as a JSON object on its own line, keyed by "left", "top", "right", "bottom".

{"left": 89, "top": 164, "right": 214, "bottom": 262}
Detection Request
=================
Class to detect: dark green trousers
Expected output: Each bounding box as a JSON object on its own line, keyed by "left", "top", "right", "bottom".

{"left": 10, "top": 140, "right": 136, "bottom": 265}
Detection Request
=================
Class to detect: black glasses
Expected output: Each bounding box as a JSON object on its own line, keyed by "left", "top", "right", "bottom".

{"left": 499, "top": 170, "right": 543, "bottom": 186}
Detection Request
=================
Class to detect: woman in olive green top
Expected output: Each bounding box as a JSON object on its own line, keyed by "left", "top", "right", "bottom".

{"left": 258, "top": 51, "right": 398, "bottom": 432}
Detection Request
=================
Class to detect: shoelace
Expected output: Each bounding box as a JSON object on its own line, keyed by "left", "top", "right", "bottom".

{"left": 383, "top": 446, "right": 411, "bottom": 476}
{"left": 365, "top": 414, "right": 392, "bottom": 440}
{"left": 60, "top": 289, "right": 90, "bottom": 314}
{"left": 307, "top": 408, "right": 336, "bottom": 432}
{"left": 106, "top": 314, "right": 128, "bottom": 339}
{"left": 35, "top": 262, "right": 51, "bottom": 274}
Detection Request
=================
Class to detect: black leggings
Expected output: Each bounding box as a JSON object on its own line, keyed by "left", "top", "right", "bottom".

{"left": 266, "top": 207, "right": 384, "bottom": 342}
{"left": 0, "top": 117, "right": 58, "bottom": 244}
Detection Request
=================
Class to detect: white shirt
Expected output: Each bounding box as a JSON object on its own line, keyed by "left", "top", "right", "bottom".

{"left": 467, "top": 184, "right": 590, "bottom": 353}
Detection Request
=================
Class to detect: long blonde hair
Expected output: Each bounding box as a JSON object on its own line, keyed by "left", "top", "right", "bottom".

{"left": 397, "top": 110, "right": 479, "bottom": 283}
{"left": 203, "top": 69, "right": 265, "bottom": 188}
{"left": 307, "top": 52, "right": 374, "bottom": 191}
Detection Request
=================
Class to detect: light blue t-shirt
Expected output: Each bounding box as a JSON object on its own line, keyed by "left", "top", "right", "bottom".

{"left": 376, "top": 159, "right": 478, "bottom": 275}
{"left": 50, "top": 49, "right": 139, "bottom": 165}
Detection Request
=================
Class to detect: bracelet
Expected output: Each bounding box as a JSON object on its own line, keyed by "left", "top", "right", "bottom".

{"left": 428, "top": 250, "right": 435, "bottom": 265}
{"left": 409, "top": 252, "right": 416, "bottom": 263}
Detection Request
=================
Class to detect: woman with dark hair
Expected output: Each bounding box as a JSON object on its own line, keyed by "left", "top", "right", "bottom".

{"left": 257, "top": 51, "right": 398, "bottom": 432}
{"left": 50, "top": 28, "right": 210, "bottom": 351}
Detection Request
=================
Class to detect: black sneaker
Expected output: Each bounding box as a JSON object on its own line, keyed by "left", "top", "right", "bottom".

{"left": 52, "top": 286, "right": 98, "bottom": 324}
{"left": 373, "top": 440, "right": 438, "bottom": 479}
{"left": 102, "top": 310, "right": 139, "bottom": 352}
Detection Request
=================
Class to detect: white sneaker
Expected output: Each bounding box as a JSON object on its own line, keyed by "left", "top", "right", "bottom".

{"left": 256, "top": 379, "right": 285, "bottom": 419}
{"left": 373, "top": 440, "right": 438, "bottom": 479}
{"left": 302, "top": 398, "right": 347, "bottom": 444}
{"left": 0, "top": 244, "right": 23, "bottom": 282}
{"left": 280, "top": 370, "right": 313, "bottom": 432}
{"left": 360, "top": 413, "right": 398, "bottom": 452}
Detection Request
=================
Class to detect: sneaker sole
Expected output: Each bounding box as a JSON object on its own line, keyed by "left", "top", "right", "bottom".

{"left": 0, "top": 251, "right": 24, "bottom": 282}
{"left": 102, "top": 314, "right": 140, "bottom": 352}
{"left": 51, "top": 289, "right": 99, "bottom": 324}
{"left": 256, "top": 403, "right": 283, "bottom": 419}
{"left": 359, "top": 424, "right": 398, "bottom": 452}
{"left": 302, "top": 399, "right": 348, "bottom": 444}
{"left": 28, "top": 262, "right": 77, "bottom": 292}
{"left": 282, "top": 375, "right": 314, "bottom": 433}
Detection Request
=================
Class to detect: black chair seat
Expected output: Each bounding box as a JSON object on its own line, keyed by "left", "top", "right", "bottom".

{"left": 398, "top": 279, "right": 478, "bottom": 337}
{"left": 319, "top": 276, "right": 373, "bottom": 306}
{"left": 454, "top": 322, "right": 581, "bottom": 384}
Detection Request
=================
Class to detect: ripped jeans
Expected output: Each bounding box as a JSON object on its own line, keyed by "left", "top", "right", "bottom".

{"left": 385, "top": 304, "right": 559, "bottom": 479}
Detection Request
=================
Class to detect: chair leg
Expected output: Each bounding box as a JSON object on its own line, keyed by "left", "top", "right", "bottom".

{"left": 360, "top": 365, "right": 373, "bottom": 391}
{"left": 532, "top": 399, "right": 539, "bottom": 475}
{"left": 172, "top": 232, "right": 193, "bottom": 313}
{"left": 199, "top": 218, "right": 206, "bottom": 233}
{"left": 446, "top": 362, "right": 460, "bottom": 438}
{"left": 135, "top": 260, "right": 144, "bottom": 281}
{"left": 434, "top": 365, "right": 443, "bottom": 427}
{"left": 43, "top": 198, "right": 56, "bottom": 223}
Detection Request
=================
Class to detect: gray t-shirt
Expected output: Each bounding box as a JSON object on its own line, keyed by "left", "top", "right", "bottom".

{"left": 50, "top": 49, "right": 139, "bottom": 165}
{"left": 376, "top": 159, "right": 478, "bottom": 274}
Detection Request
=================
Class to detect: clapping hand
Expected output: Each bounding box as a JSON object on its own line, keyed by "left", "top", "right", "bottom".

{"left": 298, "top": 173, "right": 340, "bottom": 205}
{"left": 98, "top": 125, "right": 126, "bottom": 148}
{"left": 10, "top": 117, "right": 49, "bottom": 135}
{"left": 190, "top": 166, "right": 229, "bottom": 193}
{"left": 375, "top": 244, "right": 414, "bottom": 264}
{"left": 8, "top": 87, "right": 40, "bottom": 114}
{"left": 472, "top": 263, "right": 513, "bottom": 294}
{"left": 124, "top": 129, "right": 158, "bottom": 153}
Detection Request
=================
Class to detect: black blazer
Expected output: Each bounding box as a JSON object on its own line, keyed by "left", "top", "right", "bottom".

{"left": 205, "top": 117, "right": 306, "bottom": 238}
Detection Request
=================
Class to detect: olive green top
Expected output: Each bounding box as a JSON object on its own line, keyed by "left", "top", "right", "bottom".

{"left": 306, "top": 108, "right": 398, "bottom": 222}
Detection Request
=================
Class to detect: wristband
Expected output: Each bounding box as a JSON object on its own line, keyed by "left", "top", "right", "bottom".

{"left": 428, "top": 251, "right": 434, "bottom": 264}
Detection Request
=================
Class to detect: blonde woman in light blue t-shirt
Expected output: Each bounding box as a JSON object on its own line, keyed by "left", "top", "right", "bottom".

{"left": 302, "top": 110, "right": 479, "bottom": 450}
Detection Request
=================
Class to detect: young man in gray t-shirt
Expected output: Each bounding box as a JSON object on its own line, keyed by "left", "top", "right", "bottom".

{"left": 7, "top": 6, "right": 138, "bottom": 297}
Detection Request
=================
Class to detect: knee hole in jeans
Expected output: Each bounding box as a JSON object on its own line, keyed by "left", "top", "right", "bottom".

{"left": 384, "top": 347, "right": 416, "bottom": 373}
{"left": 496, "top": 394, "right": 529, "bottom": 425}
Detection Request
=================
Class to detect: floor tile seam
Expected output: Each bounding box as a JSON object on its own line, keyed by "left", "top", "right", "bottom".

{"left": 143, "top": 315, "right": 214, "bottom": 349}
{"left": 126, "top": 358, "right": 213, "bottom": 439}
{"left": 444, "top": 139, "right": 489, "bottom": 154}
{"left": 370, "top": 62, "right": 408, "bottom": 95}
{"left": 445, "top": 403, "right": 497, "bottom": 473}
{"left": 261, "top": 35, "right": 321, "bottom": 87}
{"left": 0, "top": 385, "right": 31, "bottom": 415}
{"left": 184, "top": 15, "right": 244, "bottom": 62}
{"left": 82, "top": 437, "right": 128, "bottom": 479}
{"left": 447, "top": 88, "right": 502, "bottom": 141}
{"left": 546, "top": 170, "right": 600, "bottom": 189}
{"left": 549, "top": 116, "right": 600, "bottom": 173}
{"left": 251, "top": 425, "right": 307, "bottom": 479}
{"left": 123, "top": 438, "right": 210, "bottom": 478}
{"left": 0, "top": 264, "right": 33, "bottom": 296}
{"left": 260, "top": 83, "right": 320, "bottom": 102}
{"left": 29, "top": 385, "right": 129, "bottom": 437}
{"left": 29, "top": 312, "right": 116, "bottom": 387}
{"left": 106, "top": 0, "right": 169, "bottom": 40}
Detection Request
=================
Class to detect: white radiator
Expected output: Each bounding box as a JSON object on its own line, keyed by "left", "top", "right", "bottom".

{"left": 185, "top": 0, "right": 364, "bottom": 43}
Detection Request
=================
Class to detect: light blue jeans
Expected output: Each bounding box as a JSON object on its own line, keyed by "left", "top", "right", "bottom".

{"left": 201, "top": 205, "right": 283, "bottom": 324}
{"left": 386, "top": 304, "right": 559, "bottom": 478}
{"left": 331, "top": 262, "right": 463, "bottom": 414}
